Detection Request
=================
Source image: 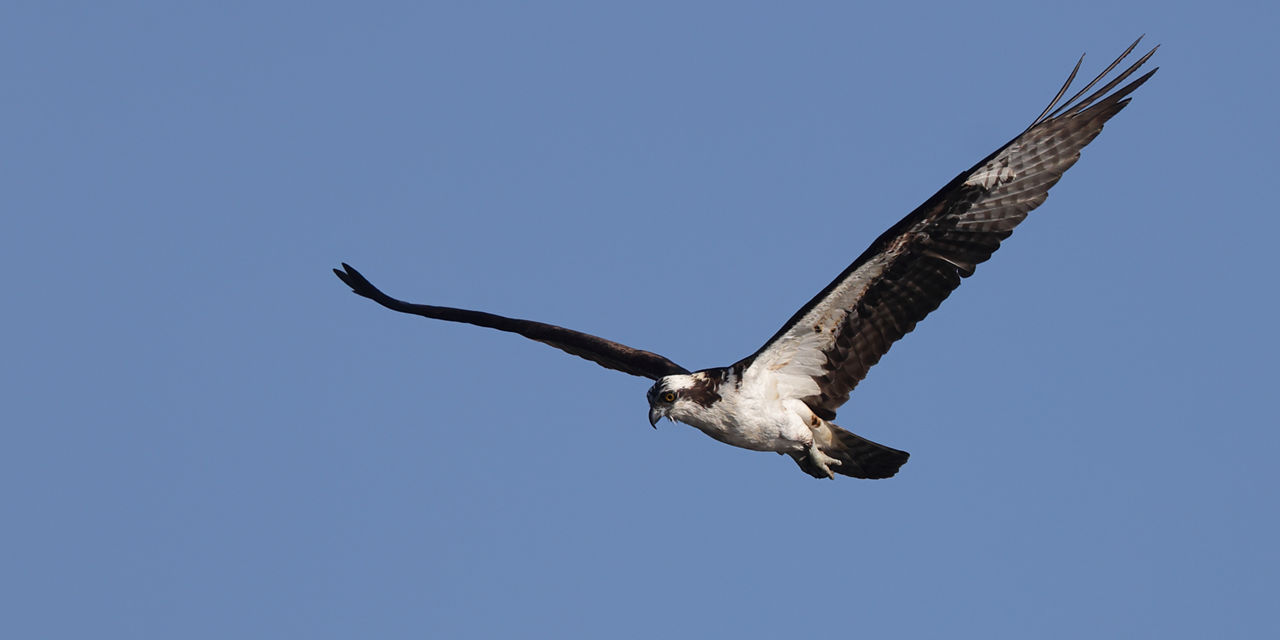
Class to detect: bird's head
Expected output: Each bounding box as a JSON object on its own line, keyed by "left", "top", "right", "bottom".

{"left": 646, "top": 374, "right": 698, "bottom": 428}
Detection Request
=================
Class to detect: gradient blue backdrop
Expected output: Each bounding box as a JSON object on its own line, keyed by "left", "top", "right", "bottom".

{"left": 5, "top": 2, "right": 1277, "bottom": 638}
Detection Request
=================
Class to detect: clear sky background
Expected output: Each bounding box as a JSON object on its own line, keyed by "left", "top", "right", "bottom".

{"left": 4, "top": 2, "right": 1277, "bottom": 638}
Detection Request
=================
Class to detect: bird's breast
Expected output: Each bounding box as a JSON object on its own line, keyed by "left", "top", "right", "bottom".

{"left": 671, "top": 389, "right": 811, "bottom": 454}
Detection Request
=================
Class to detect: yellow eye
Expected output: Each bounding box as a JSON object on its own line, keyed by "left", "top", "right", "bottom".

{"left": 662, "top": 392, "right": 676, "bottom": 403}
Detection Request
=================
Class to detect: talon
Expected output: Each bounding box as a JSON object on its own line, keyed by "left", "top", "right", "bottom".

{"left": 808, "top": 446, "right": 842, "bottom": 479}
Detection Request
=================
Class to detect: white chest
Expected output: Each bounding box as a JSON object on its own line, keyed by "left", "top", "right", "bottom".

{"left": 668, "top": 381, "right": 813, "bottom": 453}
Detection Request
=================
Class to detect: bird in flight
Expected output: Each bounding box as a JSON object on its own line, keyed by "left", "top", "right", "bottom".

{"left": 335, "top": 38, "right": 1157, "bottom": 480}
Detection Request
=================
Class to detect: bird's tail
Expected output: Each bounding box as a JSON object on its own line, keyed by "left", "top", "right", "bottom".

{"left": 793, "top": 422, "right": 910, "bottom": 479}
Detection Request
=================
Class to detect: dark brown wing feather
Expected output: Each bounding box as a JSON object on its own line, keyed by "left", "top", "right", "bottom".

{"left": 742, "top": 38, "right": 1157, "bottom": 420}
{"left": 334, "top": 263, "right": 689, "bottom": 380}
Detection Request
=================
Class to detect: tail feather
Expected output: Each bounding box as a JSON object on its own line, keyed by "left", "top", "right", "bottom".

{"left": 793, "top": 423, "right": 910, "bottom": 480}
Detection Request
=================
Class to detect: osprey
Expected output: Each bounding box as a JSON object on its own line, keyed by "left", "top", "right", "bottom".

{"left": 335, "top": 39, "right": 1157, "bottom": 480}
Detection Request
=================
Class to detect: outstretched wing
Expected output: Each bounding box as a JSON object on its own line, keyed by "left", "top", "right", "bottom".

{"left": 741, "top": 38, "right": 1158, "bottom": 420}
{"left": 334, "top": 263, "right": 689, "bottom": 380}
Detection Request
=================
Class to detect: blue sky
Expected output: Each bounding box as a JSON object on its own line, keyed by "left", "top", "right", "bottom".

{"left": 4, "top": 2, "right": 1277, "bottom": 638}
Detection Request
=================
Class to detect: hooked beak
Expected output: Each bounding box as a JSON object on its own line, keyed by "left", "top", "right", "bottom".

{"left": 648, "top": 405, "right": 665, "bottom": 429}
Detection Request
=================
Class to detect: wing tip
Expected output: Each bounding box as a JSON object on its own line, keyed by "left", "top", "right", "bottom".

{"left": 333, "top": 262, "right": 359, "bottom": 290}
{"left": 1035, "top": 36, "right": 1159, "bottom": 126}
{"left": 333, "top": 262, "right": 389, "bottom": 303}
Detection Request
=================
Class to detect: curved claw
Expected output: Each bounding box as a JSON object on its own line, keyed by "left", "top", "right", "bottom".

{"left": 808, "top": 446, "right": 843, "bottom": 480}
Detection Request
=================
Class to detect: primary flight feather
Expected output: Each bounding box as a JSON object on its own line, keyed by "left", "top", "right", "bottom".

{"left": 335, "top": 38, "right": 1157, "bottom": 479}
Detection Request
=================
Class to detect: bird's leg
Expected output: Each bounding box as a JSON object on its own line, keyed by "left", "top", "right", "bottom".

{"left": 807, "top": 444, "right": 842, "bottom": 479}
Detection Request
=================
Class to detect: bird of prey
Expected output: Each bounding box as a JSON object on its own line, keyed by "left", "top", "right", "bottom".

{"left": 335, "top": 38, "right": 1157, "bottom": 480}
